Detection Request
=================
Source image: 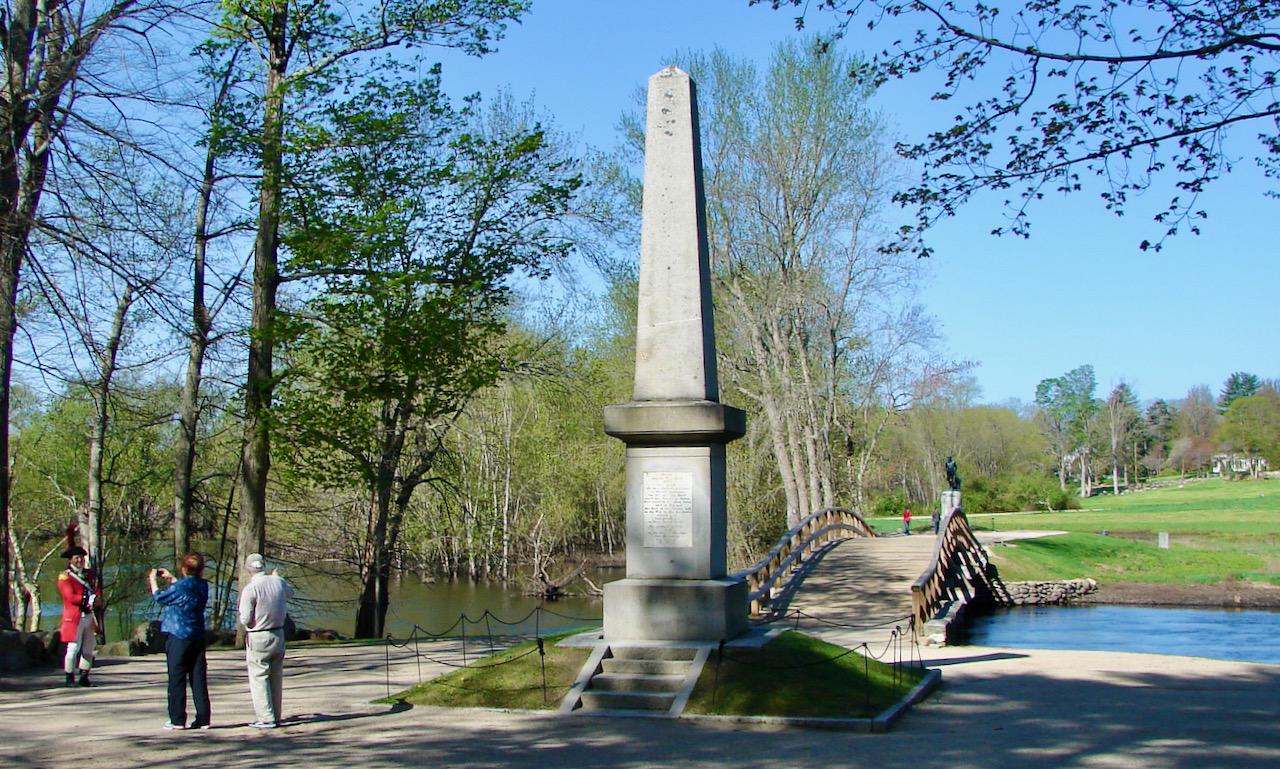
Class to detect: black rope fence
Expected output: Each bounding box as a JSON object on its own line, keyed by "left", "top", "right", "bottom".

{"left": 711, "top": 611, "right": 928, "bottom": 715}
{"left": 382, "top": 606, "right": 602, "bottom": 700}
{"left": 381, "top": 604, "right": 929, "bottom": 711}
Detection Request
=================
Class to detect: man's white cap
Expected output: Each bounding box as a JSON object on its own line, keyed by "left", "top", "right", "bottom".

{"left": 245, "top": 553, "right": 266, "bottom": 573}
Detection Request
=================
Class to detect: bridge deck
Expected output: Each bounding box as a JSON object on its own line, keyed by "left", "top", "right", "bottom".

{"left": 768, "top": 530, "right": 1051, "bottom": 653}
{"left": 765, "top": 533, "right": 936, "bottom": 654}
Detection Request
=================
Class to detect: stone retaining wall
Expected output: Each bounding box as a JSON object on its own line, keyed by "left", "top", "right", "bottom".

{"left": 998, "top": 578, "right": 1098, "bottom": 605}
{"left": 920, "top": 578, "right": 1098, "bottom": 646}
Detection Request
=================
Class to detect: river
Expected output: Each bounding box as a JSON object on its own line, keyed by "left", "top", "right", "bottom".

{"left": 36, "top": 562, "right": 611, "bottom": 643}
{"left": 966, "top": 605, "right": 1280, "bottom": 664}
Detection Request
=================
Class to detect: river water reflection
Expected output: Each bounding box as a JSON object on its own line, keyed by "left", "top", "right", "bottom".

{"left": 39, "top": 563, "right": 612, "bottom": 642}
{"left": 967, "top": 605, "right": 1280, "bottom": 664}
{"left": 286, "top": 569, "right": 610, "bottom": 640}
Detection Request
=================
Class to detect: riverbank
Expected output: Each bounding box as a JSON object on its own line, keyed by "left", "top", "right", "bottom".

{"left": 1079, "top": 579, "right": 1280, "bottom": 609}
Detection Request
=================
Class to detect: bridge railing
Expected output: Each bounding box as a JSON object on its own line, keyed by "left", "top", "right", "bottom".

{"left": 733, "top": 506, "right": 876, "bottom": 616}
{"left": 910, "top": 508, "right": 991, "bottom": 628}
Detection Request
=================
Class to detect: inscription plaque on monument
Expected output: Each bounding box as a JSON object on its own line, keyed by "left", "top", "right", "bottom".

{"left": 642, "top": 471, "right": 694, "bottom": 548}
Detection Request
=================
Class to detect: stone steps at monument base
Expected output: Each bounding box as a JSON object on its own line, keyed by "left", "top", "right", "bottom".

{"left": 600, "top": 657, "right": 691, "bottom": 676}
{"left": 578, "top": 689, "right": 676, "bottom": 711}
{"left": 561, "top": 643, "right": 712, "bottom": 717}
{"left": 587, "top": 672, "right": 687, "bottom": 694}
{"left": 606, "top": 645, "right": 701, "bottom": 662}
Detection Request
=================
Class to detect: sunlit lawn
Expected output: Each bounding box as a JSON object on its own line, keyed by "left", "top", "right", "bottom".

{"left": 977, "top": 478, "right": 1280, "bottom": 585}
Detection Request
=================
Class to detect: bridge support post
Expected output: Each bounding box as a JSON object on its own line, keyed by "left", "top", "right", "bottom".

{"left": 602, "top": 67, "right": 747, "bottom": 643}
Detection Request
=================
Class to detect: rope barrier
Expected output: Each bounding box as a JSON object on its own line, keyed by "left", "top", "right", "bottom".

{"left": 717, "top": 642, "right": 868, "bottom": 669}
{"left": 782, "top": 608, "right": 914, "bottom": 631}
{"left": 382, "top": 605, "right": 604, "bottom": 698}
{"left": 379, "top": 584, "right": 929, "bottom": 707}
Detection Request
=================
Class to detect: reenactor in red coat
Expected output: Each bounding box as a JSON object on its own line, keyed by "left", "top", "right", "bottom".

{"left": 58, "top": 546, "right": 98, "bottom": 687}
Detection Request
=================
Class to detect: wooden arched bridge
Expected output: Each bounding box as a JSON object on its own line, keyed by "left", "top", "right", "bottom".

{"left": 733, "top": 506, "right": 999, "bottom": 651}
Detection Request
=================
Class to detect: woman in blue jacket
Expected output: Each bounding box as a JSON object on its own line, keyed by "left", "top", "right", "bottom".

{"left": 149, "top": 552, "right": 211, "bottom": 730}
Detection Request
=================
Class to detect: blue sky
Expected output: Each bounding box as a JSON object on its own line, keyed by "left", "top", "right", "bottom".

{"left": 428, "top": 0, "right": 1277, "bottom": 406}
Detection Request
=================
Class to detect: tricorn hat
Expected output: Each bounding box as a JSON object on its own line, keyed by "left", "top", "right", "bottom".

{"left": 62, "top": 545, "right": 87, "bottom": 559}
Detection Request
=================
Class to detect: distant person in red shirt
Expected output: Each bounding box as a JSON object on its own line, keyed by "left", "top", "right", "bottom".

{"left": 57, "top": 546, "right": 97, "bottom": 687}
{"left": 902, "top": 508, "right": 912, "bottom": 535}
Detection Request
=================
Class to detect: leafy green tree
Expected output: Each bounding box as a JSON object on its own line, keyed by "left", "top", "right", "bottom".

{"left": 1035, "top": 365, "right": 1098, "bottom": 494}
{"left": 11, "top": 382, "right": 178, "bottom": 637}
{"left": 274, "top": 78, "right": 581, "bottom": 638}
{"left": 209, "top": 0, "right": 529, "bottom": 598}
{"left": 762, "top": 0, "right": 1280, "bottom": 251}
{"left": 1219, "top": 372, "right": 1262, "bottom": 413}
{"left": 1140, "top": 398, "right": 1178, "bottom": 476}
{"left": 1217, "top": 394, "right": 1280, "bottom": 478}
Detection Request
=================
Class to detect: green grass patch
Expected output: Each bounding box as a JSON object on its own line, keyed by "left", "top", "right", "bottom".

{"left": 969, "top": 478, "right": 1280, "bottom": 585}
{"left": 683, "top": 631, "right": 926, "bottom": 719}
{"left": 385, "top": 630, "right": 925, "bottom": 719}
{"left": 389, "top": 631, "right": 590, "bottom": 710}
{"left": 989, "top": 532, "right": 1265, "bottom": 584}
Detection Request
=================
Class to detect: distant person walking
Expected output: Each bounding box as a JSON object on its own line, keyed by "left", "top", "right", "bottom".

{"left": 149, "top": 552, "right": 211, "bottom": 731}
{"left": 902, "top": 508, "right": 912, "bottom": 535}
{"left": 932, "top": 507, "right": 941, "bottom": 535}
{"left": 238, "top": 553, "right": 293, "bottom": 729}
{"left": 58, "top": 545, "right": 98, "bottom": 687}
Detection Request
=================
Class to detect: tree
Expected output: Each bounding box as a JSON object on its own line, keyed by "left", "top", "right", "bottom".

{"left": 1219, "top": 371, "right": 1262, "bottom": 413}
{"left": 1139, "top": 398, "right": 1177, "bottom": 475}
{"left": 1105, "top": 382, "right": 1139, "bottom": 494}
{"left": 1035, "top": 365, "right": 1097, "bottom": 494}
{"left": 1169, "top": 434, "right": 1214, "bottom": 478}
{"left": 171, "top": 44, "right": 255, "bottom": 562}
{"left": 209, "top": 0, "right": 529, "bottom": 599}
{"left": 1178, "top": 384, "right": 1220, "bottom": 441}
{"left": 1217, "top": 394, "right": 1280, "bottom": 478}
{"left": 0, "top": 0, "right": 183, "bottom": 629}
{"left": 761, "top": 0, "right": 1280, "bottom": 250}
{"left": 274, "top": 80, "right": 581, "bottom": 638}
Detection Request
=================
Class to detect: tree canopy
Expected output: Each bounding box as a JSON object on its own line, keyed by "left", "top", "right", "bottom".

{"left": 1219, "top": 371, "right": 1262, "bottom": 413}
{"left": 759, "top": 0, "right": 1280, "bottom": 251}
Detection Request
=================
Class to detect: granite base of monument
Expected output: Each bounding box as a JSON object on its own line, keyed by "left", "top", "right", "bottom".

{"left": 603, "top": 577, "right": 748, "bottom": 642}
{"left": 941, "top": 490, "right": 962, "bottom": 517}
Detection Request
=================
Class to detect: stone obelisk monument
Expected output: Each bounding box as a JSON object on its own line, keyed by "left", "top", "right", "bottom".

{"left": 602, "top": 67, "right": 748, "bottom": 643}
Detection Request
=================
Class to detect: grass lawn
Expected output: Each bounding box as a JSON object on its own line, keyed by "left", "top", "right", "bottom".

{"left": 388, "top": 631, "right": 590, "bottom": 710}
{"left": 980, "top": 478, "right": 1280, "bottom": 585}
{"left": 683, "top": 631, "right": 926, "bottom": 719}
{"left": 387, "top": 630, "right": 925, "bottom": 719}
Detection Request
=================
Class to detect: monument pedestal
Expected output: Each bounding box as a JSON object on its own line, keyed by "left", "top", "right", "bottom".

{"left": 941, "top": 490, "right": 962, "bottom": 518}
{"left": 601, "top": 67, "right": 748, "bottom": 645}
{"left": 604, "top": 578, "right": 747, "bottom": 642}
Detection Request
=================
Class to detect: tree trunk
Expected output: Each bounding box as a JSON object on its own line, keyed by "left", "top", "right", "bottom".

{"left": 83, "top": 286, "right": 135, "bottom": 626}
{"left": 174, "top": 112, "right": 224, "bottom": 561}
{"left": 238, "top": 13, "right": 289, "bottom": 602}
{"left": 355, "top": 483, "right": 394, "bottom": 639}
{"left": 0, "top": 232, "right": 19, "bottom": 629}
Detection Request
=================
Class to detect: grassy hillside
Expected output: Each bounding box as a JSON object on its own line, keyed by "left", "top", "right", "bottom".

{"left": 983, "top": 478, "right": 1280, "bottom": 585}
